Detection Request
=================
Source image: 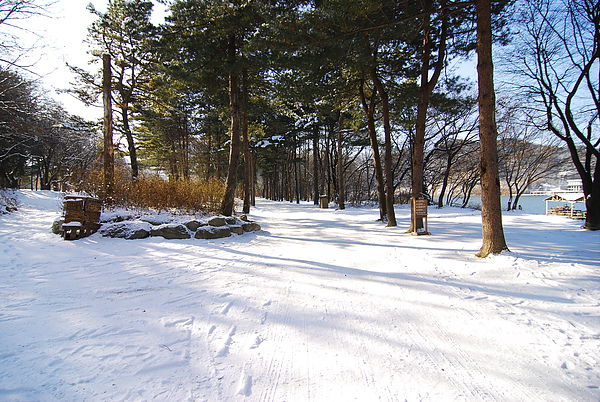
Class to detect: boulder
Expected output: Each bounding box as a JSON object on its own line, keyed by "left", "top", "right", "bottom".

{"left": 150, "top": 223, "right": 190, "bottom": 239}
{"left": 208, "top": 216, "right": 227, "bottom": 227}
{"left": 225, "top": 217, "right": 237, "bottom": 225}
{"left": 242, "top": 222, "right": 261, "bottom": 232}
{"left": 101, "top": 213, "right": 136, "bottom": 223}
{"left": 140, "top": 215, "right": 172, "bottom": 226}
{"left": 194, "top": 226, "right": 231, "bottom": 239}
{"left": 51, "top": 218, "right": 64, "bottom": 235}
{"left": 101, "top": 222, "right": 151, "bottom": 240}
{"left": 229, "top": 225, "right": 244, "bottom": 235}
{"left": 184, "top": 220, "right": 206, "bottom": 231}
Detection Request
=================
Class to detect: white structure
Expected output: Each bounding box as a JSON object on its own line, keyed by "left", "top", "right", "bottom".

{"left": 545, "top": 193, "right": 585, "bottom": 219}
{"left": 566, "top": 179, "right": 583, "bottom": 192}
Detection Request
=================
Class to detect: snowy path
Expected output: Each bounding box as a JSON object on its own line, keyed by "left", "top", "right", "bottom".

{"left": 0, "top": 190, "right": 599, "bottom": 401}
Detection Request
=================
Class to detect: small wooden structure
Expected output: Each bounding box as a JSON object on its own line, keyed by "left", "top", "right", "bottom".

{"left": 319, "top": 195, "right": 329, "bottom": 209}
{"left": 62, "top": 195, "right": 102, "bottom": 240}
{"left": 545, "top": 193, "right": 586, "bottom": 219}
{"left": 410, "top": 195, "right": 430, "bottom": 235}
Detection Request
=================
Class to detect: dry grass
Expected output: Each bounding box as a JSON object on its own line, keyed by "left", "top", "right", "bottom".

{"left": 74, "top": 168, "right": 225, "bottom": 213}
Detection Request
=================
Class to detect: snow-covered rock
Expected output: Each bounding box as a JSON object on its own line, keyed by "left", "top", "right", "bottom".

{"left": 184, "top": 220, "right": 206, "bottom": 231}
{"left": 242, "top": 222, "right": 261, "bottom": 232}
{"left": 208, "top": 216, "right": 227, "bottom": 226}
{"left": 150, "top": 223, "right": 190, "bottom": 239}
{"left": 100, "top": 221, "right": 152, "bottom": 239}
{"left": 194, "top": 226, "right": 232, "bottom": 239}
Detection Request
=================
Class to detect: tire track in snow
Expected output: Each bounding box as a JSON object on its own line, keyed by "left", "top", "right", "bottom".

{"left": 258, "top": 285, "right": 293, "bottom": 402}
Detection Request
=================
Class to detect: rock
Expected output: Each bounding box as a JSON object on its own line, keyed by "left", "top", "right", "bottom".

{"left": 239, "top": 214, "right": 249, "bottom": 222}
{"left": 242, "top": 222, "right": 261, "bottom": 232}
{"left": 101, "top": 222, "right": 151, "bottom": 240}
{"left": 140, "top": 215, "right": 172, "bottom": 226}
{"left": 129, "top": 229, "right": 150, "bottom": 239}
{"left": 184, "top": 220, "right": 206, "bottom": 231}
{"left": 51, "top": 218, "right": 64, "bottom": 235}
{"left": 208, "top": 216, "right": 227, "bottom": 227}
{"left": 194, "top": 226, "right": 231, "bottom": 239}
{"left": 150, "top": 223, "right": 191, "bottom": 239}
{"left": 225, "top": 217, "right": 237, "bottom": 225}
{"left": 6, "top": 206, "right": 17, "bottom": 212}
{"left": 101, "top": 214, "right": 136, "bottom": 223}
{"left": 229, "top": 225, "right": 244, "bottom": 235}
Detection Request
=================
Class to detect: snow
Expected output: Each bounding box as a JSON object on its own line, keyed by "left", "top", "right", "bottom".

{"left": 0, "top": 190, "right": 599, "bottom": 401}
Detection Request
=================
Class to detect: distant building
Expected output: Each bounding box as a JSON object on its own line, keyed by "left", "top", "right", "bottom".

{"left": 566, "top": 179, "right": 583, "bottom": 192}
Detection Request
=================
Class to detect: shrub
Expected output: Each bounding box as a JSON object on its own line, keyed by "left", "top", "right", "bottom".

{"left": 0, "top": 190, "right": 19, "bottom": 213}
{"left": 73, "top": 167, "right": 225, "bottom": 213}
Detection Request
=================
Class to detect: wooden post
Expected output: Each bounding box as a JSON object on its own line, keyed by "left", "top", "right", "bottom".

{"left": 410, "top": 195, "right": 430, "bottom": 235}
{"left": 102, "top": 54, "right": 114, "bottom": 202}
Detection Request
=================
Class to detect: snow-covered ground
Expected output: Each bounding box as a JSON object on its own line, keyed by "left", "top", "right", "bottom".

{"left": 1, "top": 190, "right": 599, "bottom": 401}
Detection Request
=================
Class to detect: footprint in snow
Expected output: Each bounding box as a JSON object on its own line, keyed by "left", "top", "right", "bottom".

{"left": 221, "top": 302, "right": 233, "bottom": 315}
{"left": 249, "top": 335, "right": 263, "bottom": 349}
{"left": 236, "top": 371, "right": 252, "bottom": 396}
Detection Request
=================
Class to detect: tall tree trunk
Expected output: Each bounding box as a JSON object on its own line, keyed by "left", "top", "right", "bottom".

{"left": 293, "top": 134, "right": 300, "bottom": 204}
{"left": 181, "top": 114, "right": 190, "bottom": 180}
{"left": 437, "top": 155, "right": 452, "bottom": 207}
{"left": 325, "top": 129, "right": 331, "bottom": 201}
{"left": 121, "top": 107, "right": 139, "bottom": 179}
{"left": 221, "top": 36, "right": 242, "bottom": 216}
{"left": 371, "top": 69, "right": 396, "bottom": 226}
{"left": 313, "top": 125, "right": 319, "bottom": 205}
{"left": 102, "top": 54, "right": 114, "bottom": 202}
{"left": 242, "top": 70, "right": 251, "bottom": 214}
{"left": 337, "top": 114, "right": 345, "bottom": 210}
{"left": 251, "top": 153, "right": 256, "bottom": 206}
{"left": 584, "top": 160, "right": 600, "bottom": 229}
{"left": 475, "top": 0, "right": 508, "bottom": 257}
{"left": 411, "top": 0, "right": 447, "bottom": 230}
{"left": 359, "top": 80, "right": 386, "bottom": 221}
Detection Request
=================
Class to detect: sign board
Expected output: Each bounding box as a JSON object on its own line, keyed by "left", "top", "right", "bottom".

{"left": 410, "top": 196, "right": 430, "bottom": 236}
{"left": 414, "top": 199, "right": 428, "bottom": 217}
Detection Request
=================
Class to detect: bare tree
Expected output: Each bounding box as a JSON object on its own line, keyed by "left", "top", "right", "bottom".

{"left": 497, "top": 100, "right": 566, "bottom": 210}
{"left": 509, "top": 0, "right": 599, "bottom": 229}
{"left": 0, "top": 0, "right": 48, "bottom": 70}
{"left": 425, "top": 86, "right": 479, "bottom": 207}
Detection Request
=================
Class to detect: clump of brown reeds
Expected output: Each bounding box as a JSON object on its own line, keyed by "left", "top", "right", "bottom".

{"left": 73, "top": 167, "right": 225, "bottom": 213}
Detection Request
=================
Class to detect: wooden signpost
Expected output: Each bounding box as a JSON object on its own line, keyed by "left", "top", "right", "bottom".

{"left": 410, "top": 196, "right": 430, "bottom": 236}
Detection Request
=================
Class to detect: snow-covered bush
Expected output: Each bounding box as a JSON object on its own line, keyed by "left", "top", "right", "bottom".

{"left": 0, "top": 190, "right": 18, "bottom": 213}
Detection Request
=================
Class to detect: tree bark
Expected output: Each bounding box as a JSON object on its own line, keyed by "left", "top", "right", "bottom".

{"left": 437, "top": 155, "right": 453, "bottom": 207}
{"left": 313, "top": 125, "right": 319, "bottom": 205}
{"left": 293, "top": 133, "right": 300, "bottom": 204}
{"left": 337, "top": 114, "right": 345, "bottom": 210}
{"left": 120, "top": 107, "right": 139, "bottom": 179}
{"left": 371, "top": 69, "right": 396, "bottom": 226}
{"left": 359, "top": 80, "right": 386, "bottom": 221}
{"left": 411, "top": 0, "right": 447, "bottom": 230}
{"left": 475, "top": 0, "right": 508, "bottom": 257}
{"left": 325, "top": 129, "right": 331, "bottom": 201}
{"left": 220, "top": 35, "right": 242, "bottom": 216}
{"left": 102, "top": 54, "right": 114, "bottom": 202}
{"left": 242, "top": 70, "right": 251, "bottom": 214}
{"left": 584, "top": 160, "right": 600, "bottom": 229}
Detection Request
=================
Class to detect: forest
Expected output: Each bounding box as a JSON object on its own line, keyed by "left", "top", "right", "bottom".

{"left": 1, "top": 2, "right": 599, "bottom": 398}
{"left": 0, "top": 0, "right": 598, "bottom": 255}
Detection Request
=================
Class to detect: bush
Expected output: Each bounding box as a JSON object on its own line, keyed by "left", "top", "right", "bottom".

{"left": 74, "top": 168, "right": 225, "bottom": 213}
{"left": 0, "top": 189, "right": 19, "bottom": 213}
